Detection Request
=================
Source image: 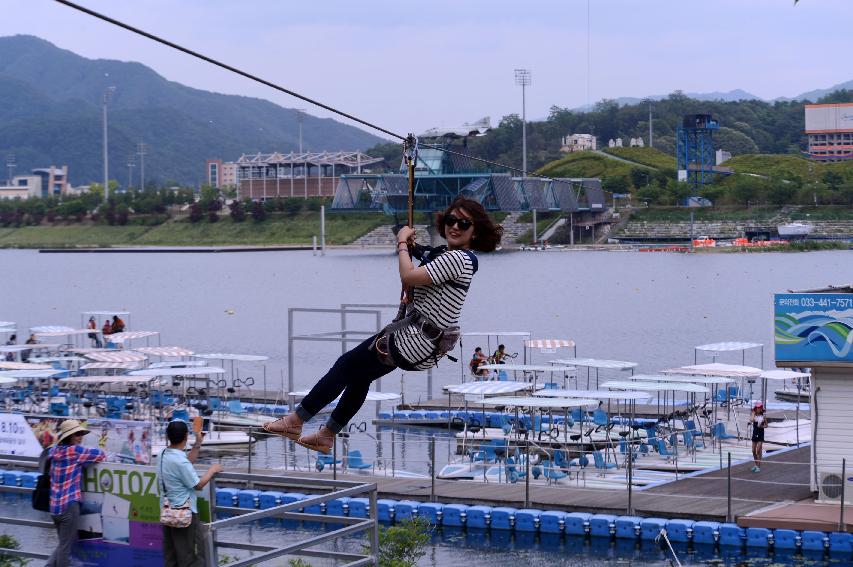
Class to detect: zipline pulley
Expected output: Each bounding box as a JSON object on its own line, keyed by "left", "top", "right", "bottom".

{"left": 403, "top": 133, "right": 418, "bottom": 228}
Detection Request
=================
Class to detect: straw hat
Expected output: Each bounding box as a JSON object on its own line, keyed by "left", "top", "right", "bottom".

{"left": 56, "top": 419, "right": 90, "bottom": 444}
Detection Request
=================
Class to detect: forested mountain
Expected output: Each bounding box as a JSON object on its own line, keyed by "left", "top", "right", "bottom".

{"left": 369, "top": 89, "right": 853, "bottom": 175}
{"left": 0, "top": 35, "right": 385, "bottom": 186}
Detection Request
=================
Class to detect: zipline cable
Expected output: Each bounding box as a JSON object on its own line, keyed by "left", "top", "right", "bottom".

{"left": 53, "top": 0, "right": 403, "bottom": 142}
{"left": 54, "top": 0, "right": 616, "bottom": 193}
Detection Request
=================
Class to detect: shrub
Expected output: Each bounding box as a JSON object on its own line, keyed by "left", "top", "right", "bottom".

{"left": 283, "top": 198, "right": 303, "bottom": 217}
{"left": 189, "top": 203, "right": 203, "bottom": 223}
{"left": 229, "top": 200, "right": 246, "bottom": 222}
{"left": 364, "top": 518, "right": 431, "bottom": 567}
{"left": 251, "top": 201, "right": 267, "bottom": 222}
{"left": 208, "top": 210, "right": 219, "bottom": 223}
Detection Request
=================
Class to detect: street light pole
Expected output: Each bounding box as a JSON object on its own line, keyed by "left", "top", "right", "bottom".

{"left": 515, "top": 69, "right": 533, "bottom": 241}
{"left": 102, "top": 87, "right": 116, "bottom": 202}
{"left": 297, "top": 109, "right": 307, "bottom": 154}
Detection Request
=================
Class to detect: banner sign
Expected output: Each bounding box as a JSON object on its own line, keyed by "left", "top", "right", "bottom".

{"left": 75, "top": 461, "right": 212, "bottom": 565}
{"left": 23, "top": 416, "right": 153, "bottom": 464}
{"left": 774, "top": 293, "right": 853, "bottom": 364}
{"left": 0, "top": 414, "right": 43, "bottom": 456}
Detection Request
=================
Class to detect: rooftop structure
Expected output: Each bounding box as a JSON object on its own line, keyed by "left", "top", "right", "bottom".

{"left": 235, "top": 151, "right": 382, "bottom": 200}
{"left": 0, "top": 165, "right": 70, "bottom": 199}
{"left": 560, "top": 133, "right": 596, "bottom": 153}
{"left": 804, "top": 103, "right": 853, "bottom": 162}
{"left": 332, "top": 143, "right": 605, "bottom": 214}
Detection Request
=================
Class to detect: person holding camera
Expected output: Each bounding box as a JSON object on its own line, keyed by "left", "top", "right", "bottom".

{"left": 160, "top": 420, "right": 223, "bottom": 567}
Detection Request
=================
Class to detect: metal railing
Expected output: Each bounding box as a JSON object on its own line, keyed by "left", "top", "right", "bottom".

{"left": 208, "top": 471, "right": 379, "bottom": 567}
{"left": 0, "top": 455, "right": 379, "bottom": 567}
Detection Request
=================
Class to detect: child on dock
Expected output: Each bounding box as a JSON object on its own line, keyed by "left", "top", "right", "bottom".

{"left": 749, "top": 401, "right": 767, "bottom": 472}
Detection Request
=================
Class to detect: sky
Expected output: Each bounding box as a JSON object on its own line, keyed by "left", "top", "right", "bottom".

{"left": 2, "top": 0, "right": 852, "bottom": 141}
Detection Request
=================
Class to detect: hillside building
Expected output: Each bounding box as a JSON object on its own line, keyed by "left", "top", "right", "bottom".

{"left": 560, "top": 133, "right": 596, "bottom": 153}
{"left": 0, "top": 165, "right": 70, "bottom": 199}
{"left": 715, "top": 148, "right": 732, "bottom": 165}
{"left": 235, "top": 151, "right": 382, "bottom": 200}
{"left": 205, "top": 159, "right": 238, "bottom": 189}
{"left": 805, "top": 103, "right": 853, "bottom": 161}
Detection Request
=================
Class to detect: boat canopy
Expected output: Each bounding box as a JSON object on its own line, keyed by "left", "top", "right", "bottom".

{"left": 129, "top": 366, "right": 226, "bottom": 377}
{"left": 760, "top": 369, "right": 810, "bottom": 380}
{"left": 149, "top": 360, "right": 209, "bottom": 369}
{"left": 477, "top": 364, "right": 576, "bottom": 373}
{"left": 34, "top": 329, "right": 96, "bottom": 338}
{"left": 0, "top": 369, "right": 63, "bottom": 379}
{"left": 107, "top": 331, "right": 160, "bottom": 343}
{"left": 29, "top": 356, "right": 88, "bottom": 363}
{"left": 550, "top": 357, "right": 639, "bottom": 370}
{"left": 0, "top": 361, "right": 53, "bottom": 370}
{"left": 461, "top": 332, "right": 531, "bottom": 337}
{"left": 524, "top": 339, "right": 576, "bottom": 349}
{"left": 695, "top": 341, "right": 762, "bottom": 352}
{"left": 85, "top": 351, "right": 148, "bottom": 363}
{"left": 135, "top": 346, "right": 195, "bottom": 357}
{"left": 0, "top": 376, "right": 19, "bottom": 385}
{"left": 82, "top": 310, "right": 131, "bottom": 316}
{"left": 444, "top": 381, "right": 534, "bottom": 395}
{"left": 288, "top": 390, "right": 400, "bottom": 402}
{"left": 0, "top": 344, "right": 60, "bottom": 353}
{"left": 534, "top": 389, "right": 652, "bottom": 401}
{"left": 81, "top": 362, "right": 140, "bottom": 370}
{"left": 629, "top": 373, "right": 734, "bottom": 385}
{"left": 474, "top": 396, "right": 598, "bottom": 409}
{"left": 0, "top": 322, "right": 15, "bottom": 329}
{"left": 194, "top": 353, "right": 270, "bottom": 362}
{"left": 29, "top": 325, "right": 76, "bottom": 334}
{"left": 60, "top": 375, "right": 156, "bottom": 384}
{"left": 662, "top": 363, "right": 762, "bottom": 378}
{"left": 602, "top": 380, "right": 709, "bottom": 394}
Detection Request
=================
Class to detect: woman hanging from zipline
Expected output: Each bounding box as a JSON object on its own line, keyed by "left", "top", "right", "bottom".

{"left": 262, "top": 196, "right": 502, "bottom": 453}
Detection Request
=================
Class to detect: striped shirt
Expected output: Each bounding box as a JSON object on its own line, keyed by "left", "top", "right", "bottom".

{"left": 48, "top": 444, "right": 106, "bottom": 515}
{"left": 393, "top": 249, "right": 477, "bottom": 370}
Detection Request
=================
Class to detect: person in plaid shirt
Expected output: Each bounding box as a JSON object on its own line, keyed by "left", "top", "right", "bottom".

{"left": 46, "top": 420, "right": 105, "bottom": 567}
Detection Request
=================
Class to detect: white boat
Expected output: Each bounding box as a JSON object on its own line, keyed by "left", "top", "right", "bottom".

{"left": 777, "top": 222, "right": 812, "bottom": 238}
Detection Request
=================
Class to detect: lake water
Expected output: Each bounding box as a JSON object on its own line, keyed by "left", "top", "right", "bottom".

{"left": 1, "top": 248, "right": 851, "bottom": 565}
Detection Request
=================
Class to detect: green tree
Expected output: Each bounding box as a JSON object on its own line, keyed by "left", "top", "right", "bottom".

{"left": 822, "top": 170, "right": 843, "bottom": 190}
{"left": 602, "top": 175, "right": 629, "bottom": 194}
{"left": 366, "top": 519, "right": 431, "bottom": 567}
{"left": 630, "top": 167, "right": 651, "bottom": 189}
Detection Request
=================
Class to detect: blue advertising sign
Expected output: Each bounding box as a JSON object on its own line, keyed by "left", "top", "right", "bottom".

{"left": 774, "top": 293, "right": 853, "bottom": 364}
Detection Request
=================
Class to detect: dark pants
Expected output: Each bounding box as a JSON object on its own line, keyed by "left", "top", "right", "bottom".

{"left": 163, "top": 513, "right": 207, "bottom": 567}
{"left": 47, "top": 501, "right": 79, "bottom": 567}
{"left": 297, "top": 335, "right": 396, "bottom": 432}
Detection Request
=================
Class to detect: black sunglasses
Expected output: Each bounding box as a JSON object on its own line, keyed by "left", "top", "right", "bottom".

{"left": 444, "top": 214, "right": 473, "bottom": 231}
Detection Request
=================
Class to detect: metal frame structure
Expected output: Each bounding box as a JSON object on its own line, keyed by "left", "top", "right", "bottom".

{"left": 0, "top": 455, "right": 379, "bottom": 567}
{"left": 236, "top": 151, "right": 382, "bottom": 200}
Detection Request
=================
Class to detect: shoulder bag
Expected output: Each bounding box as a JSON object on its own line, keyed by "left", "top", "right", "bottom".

{"left": 31, "top": 449, "right": 52, "bottom": 512}
{"left": 159, "top": 449, "right": 192, "bottom": 528}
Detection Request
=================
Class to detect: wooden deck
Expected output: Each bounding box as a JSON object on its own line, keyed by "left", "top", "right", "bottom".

{"left": 241, "top": 446, "right": 812, "bottom": 522}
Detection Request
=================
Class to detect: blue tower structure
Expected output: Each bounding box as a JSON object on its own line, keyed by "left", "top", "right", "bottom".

{"left": 676, "top": 114, "right": 721, "bottom": 198}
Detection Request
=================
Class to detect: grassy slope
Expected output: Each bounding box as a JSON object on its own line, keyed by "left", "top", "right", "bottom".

{"left": 537, "top": 152, "right": 633, "bottom": 179}
{"left": 0, "top": 212, "right": 387, "bottom": 248}
{"left": 601, "top": 147, "right": 676, "bottom": 170}
{"left": 725, "top": 154, "right": 853, "bottom": 178}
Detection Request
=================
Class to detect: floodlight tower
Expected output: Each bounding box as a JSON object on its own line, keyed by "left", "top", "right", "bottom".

{"left": 5, "top": 154, "right": 15, "bottom": 184}
{"left": 102, "top": 86, "right": 116, "bottom": 202}
{"left": 515, "top": 68, "right": 537, "bottom": 243}
{"left": 296, "top": 109, "right": 307, "bottom": 153}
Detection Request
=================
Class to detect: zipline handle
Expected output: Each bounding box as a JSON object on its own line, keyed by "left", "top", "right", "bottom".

{"left": 403, "top": 134, "right": 418, "bottom": 229}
